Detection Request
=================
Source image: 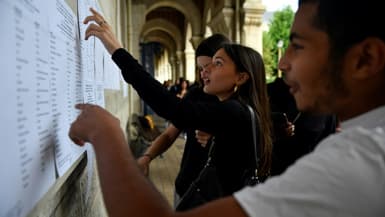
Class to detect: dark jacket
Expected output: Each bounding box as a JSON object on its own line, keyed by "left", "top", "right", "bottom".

{"left": 175, "top": 85, "right": 218, "bottom": 195}
{"left": 268, "top": 78, "right": 337, "bottom": 176}
{"left": 113, "top": 48, "right": 257, "bottom": 195}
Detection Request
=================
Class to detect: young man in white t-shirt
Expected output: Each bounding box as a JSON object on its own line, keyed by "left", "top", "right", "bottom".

{"left": 69, "top": 0, "right": 385, "bottom": 216}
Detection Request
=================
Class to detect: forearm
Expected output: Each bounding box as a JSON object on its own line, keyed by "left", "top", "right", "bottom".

{"left": 144, "top": 125, "right": 180, "bottom": 159}
{"left": 81, "top": 129, "right": 246, "bottom": 217}
{"left": 92, "top": 130, "right": 173, "bottom": 217}
{"left": 144, "top": 136, "right": 174, "bottom": 159}
{"left": 111, "top": 49, "right": 187, "bottom": 122}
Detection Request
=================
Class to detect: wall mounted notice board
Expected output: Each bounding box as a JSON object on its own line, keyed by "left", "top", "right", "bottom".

{"left": 0, "top": 0, "right": 121, "bottom": 216}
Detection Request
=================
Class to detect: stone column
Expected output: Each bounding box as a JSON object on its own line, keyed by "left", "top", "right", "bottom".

{"left": 209, "top": 13, "right": 229, "bottom": 37}
{"left": 169, "top": 55, "right": 177, "bottom": 81}
{"left": 209, "top": 7, "right": 231, "bottom": 39}
{"left": 176, "top": 50, "right": 185, "bottom": 79}
{"left": 130, "top": 3, "right": 146, "bottom": 58}
{"left": 190, "top": 35, "right": 203, "bottom": 50}
{"left": 242, "top": 0, "right": 265, "bottom": 55}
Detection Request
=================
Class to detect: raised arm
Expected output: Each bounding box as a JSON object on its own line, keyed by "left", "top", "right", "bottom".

{"left": 83, "top": 8, "right": 244, "bottom": 135}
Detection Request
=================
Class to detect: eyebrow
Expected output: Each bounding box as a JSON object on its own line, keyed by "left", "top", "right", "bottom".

{"left": 289, "top": 32, "right": 304, "bottom": 41}
{"left": 214, "top": 56, "right": 225, "bottom": 61}
{"left": 197, "top": 62, "right": 211, "bottom": 68}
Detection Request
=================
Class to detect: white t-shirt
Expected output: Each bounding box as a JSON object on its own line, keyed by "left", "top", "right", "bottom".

{"left": 234, "top": 106, "right": 385, "bottom": 217}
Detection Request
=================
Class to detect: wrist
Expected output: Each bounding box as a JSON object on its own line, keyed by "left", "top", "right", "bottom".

{"left": 108, "top": 44, "right": 123, "bottom": 55}
{"left": 91, "top": 128, "right": 126, "bottom": 152}
{"left": 141, "top": 153, "right": 154, "bottom": 161}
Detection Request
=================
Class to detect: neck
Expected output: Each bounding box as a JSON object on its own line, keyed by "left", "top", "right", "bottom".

{"left": 337, "top": 97, "right": 385, "bottom": 122}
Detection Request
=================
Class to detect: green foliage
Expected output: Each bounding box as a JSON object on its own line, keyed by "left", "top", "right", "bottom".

{"left": 263, "top": 6, "right": 294, "bottom": 80}
{"left": 262, "top": 32, "right": 276, "bottom": 83}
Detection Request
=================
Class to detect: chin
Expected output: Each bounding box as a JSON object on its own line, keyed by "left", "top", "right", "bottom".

{"left": 297, "top": 103, "right": 328, "bottom": 115}
{"left": 203, "top": 86, "right": 212, "bottom": 94}
{"left": 295, "top": 100, "right": 314, "bottom": 113}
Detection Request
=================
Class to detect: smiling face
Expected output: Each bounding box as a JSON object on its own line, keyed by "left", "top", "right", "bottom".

{"left": 196, "top": 55, "right": 212, "bottom": 88}
{"left": 199, "top": 48, "right": 242, "bottom": 101}
{"left": 279, "top": 2, "right": 348, "bottom": 115}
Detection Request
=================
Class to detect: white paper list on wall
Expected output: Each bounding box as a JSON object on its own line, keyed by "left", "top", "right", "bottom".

{"left": 0, "top": 0, "right": 106, "bottom": 216}
{"left": 78, "top": 0, "right": 97, "bottom": 105}
{"left": 49, "top": 0, "right": 85, "bottom": 177}
{"left": 104, "top": 51, "right": 122, "bottom": 90}
{"left": 77, "top": 0, "right": 101, "bottom": 205}
{"left": 0, "top": 0, "right": 56, "bottom": 216}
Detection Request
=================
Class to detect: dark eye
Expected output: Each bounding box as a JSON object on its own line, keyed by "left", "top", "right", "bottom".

{"left": 290, "top": 42, "right": 304, "bottom": 50}
{"left": 214, "top": 60, "right": 223, "bottom": 66}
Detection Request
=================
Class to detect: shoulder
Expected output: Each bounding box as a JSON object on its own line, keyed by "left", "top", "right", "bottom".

{"left": 214, "top": 100, "right": 251, "bottom": 125}
{"left": 317, "top": 126, "right": 385, "bottom": 154}
{"left": 235, "top": 126, "right": 385, "bottom": 216}
{"left": 197, "top": 99, "right": 249, "bottom": 128}
{"left": 220, "top": 99, "right": 248, "bottom": 115}
{"left": 309, "top": 127, "right": 385, "bottom": 180}
{"left": 183, "top": 85, "right": 202, "bottom": 99}
{"left": 184, "top": 86, "right": 218, "bottom": 102}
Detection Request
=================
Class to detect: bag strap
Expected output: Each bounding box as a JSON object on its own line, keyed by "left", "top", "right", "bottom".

{"left": 246, "top": 105, "right": 259, "bottom": 175}
{"left": 187, "top": 105, "right": 258, "bottom": 184}
{"left": 181, "top": 105, "right": 259, "bottom": 202}
{"left": 188, "top": 137, "right": 215, "bottom": 184}
{"left": 176, "top": 137, "right": 217, "bottom": 209}
{"left": 206, "top": 106, "right": 259, "bottom": 173}
{"left": 204, "top": 137, "right": 215, "bottom": 166}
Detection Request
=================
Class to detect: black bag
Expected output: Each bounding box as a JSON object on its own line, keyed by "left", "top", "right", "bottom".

{"left": 175, "top": 139, "right": 224, "bottom": 211}
{"left": 175, "top": 105, "right": 261, "bottom": 211}
{"left": 242, "top": 105, "right": 262, "bottom": 186}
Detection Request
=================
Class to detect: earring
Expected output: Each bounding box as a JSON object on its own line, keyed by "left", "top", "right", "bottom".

{"left": 233, "top": 85, "right": 238, "bottom": 92}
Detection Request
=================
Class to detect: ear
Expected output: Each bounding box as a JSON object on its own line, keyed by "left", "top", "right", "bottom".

{"left": 349, "top": 37, "right": 385, "bottom": 80}
{"left": 235, "top": 72, "right": 250, "bottom": 86}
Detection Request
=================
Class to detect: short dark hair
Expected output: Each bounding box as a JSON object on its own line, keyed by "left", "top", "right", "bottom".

{"left": 299, "top": 0, "right": 385, "bottom": 59}
{"left": 195, "top": 33, "right": 230, "bottom": 58}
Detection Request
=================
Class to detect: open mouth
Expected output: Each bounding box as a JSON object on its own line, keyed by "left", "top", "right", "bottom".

{"left": 288, "top": 83, "right": 299, "bottom": 95}
{"left": 285, "top": 79, "right": 299, "bottom": 95}
{"left": 202, "top": 78, "right": 210, "bottom": 86}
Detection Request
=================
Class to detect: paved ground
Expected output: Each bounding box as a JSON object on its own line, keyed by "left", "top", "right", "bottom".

{"left": 148, "top": 137, "right": 185, "bottom": 206}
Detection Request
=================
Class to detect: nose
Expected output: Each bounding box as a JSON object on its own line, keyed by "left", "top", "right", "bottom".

{"left": 200, "top": 68, "right": 208, "bottom": 78}
{"left": 203, "top": 62, "right": 212, "bottom": 71}
{"left": 278, "top": 52, "right": 289, "bottom": 75}
{"left": 199, "top": 63, "right": 212, "bottom": 76}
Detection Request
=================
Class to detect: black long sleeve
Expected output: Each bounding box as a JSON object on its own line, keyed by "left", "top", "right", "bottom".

{"left": 112, "top": 48, "right": 258, "bottom": 195}
{"left": 112, "top": 48, "right": 246, "bottom": 135}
